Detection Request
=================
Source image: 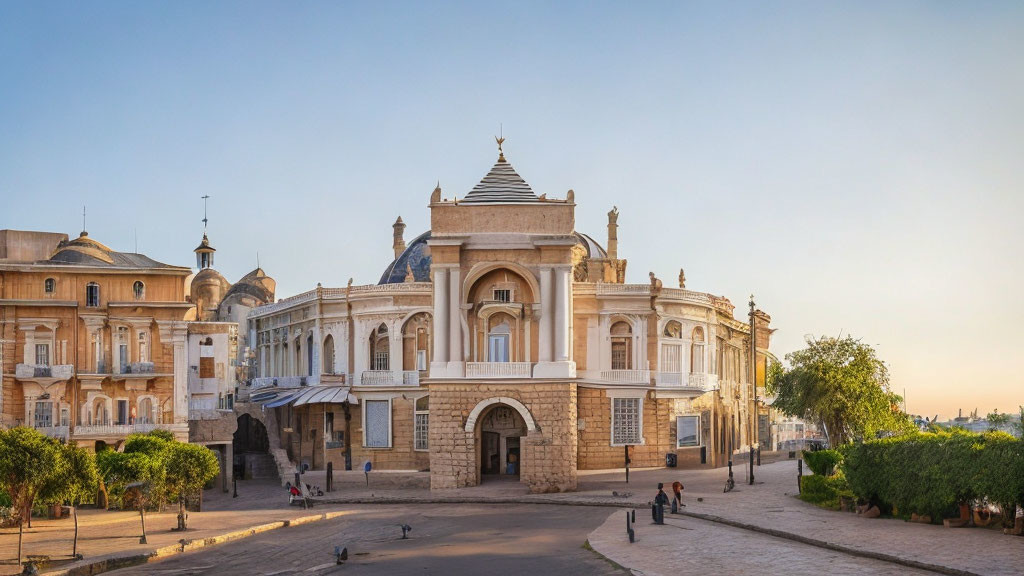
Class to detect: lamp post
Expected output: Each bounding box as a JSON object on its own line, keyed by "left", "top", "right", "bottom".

{"left": 749, "top": 295, "right": 759, "bottom": 465}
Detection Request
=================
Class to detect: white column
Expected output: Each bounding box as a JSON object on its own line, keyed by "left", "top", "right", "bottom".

{"left": 554, "top": 267, "right": 570, "bottom": 362}
{"left": 337, "top": 321, "right": 350, "bottom": 376}
{"left": 390, "top": 320, "right": 403, "bottom": 382}
{"left": 432, "top": 268, "right": 449, "bottom": 368}
{"left": 448, "top": 268, "right": 462, "bottom": 366}
{"left": 538, "top": 268, "right": 552, "bottom": 362}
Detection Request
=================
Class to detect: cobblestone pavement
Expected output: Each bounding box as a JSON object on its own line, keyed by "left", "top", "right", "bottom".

{"left": 108, "top": 504, "right": 623, "bottom": 576}
{"left": 588, "top": 510, "right": 939, "bottom": 576}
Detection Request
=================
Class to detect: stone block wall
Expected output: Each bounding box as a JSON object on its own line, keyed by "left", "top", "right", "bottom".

{"left": 428, "top": 381, "right": 578, "bottom": 493}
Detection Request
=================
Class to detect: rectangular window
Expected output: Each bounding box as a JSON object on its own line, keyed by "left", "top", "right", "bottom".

{"left": 677, "top": 415, "right": 701, "bottom": 447}
{"left": 660, "top": 343, "right": 681, "bottom": 373}
{"left": 612, "top": 397, "right": 641, "bottom": 445}
{"left": 373, "top": 351, "right": 389, "bottom": 371}
{"left": 117, "top": 400, "right": 128, "bottom": 425}
{"left": 493, "top": 289, "right": 511, "bottom": 303}
{"left": 86, "top": 284, "right": 99, "bottom": 307}
{"left": 364, "top": 399, "right": 391, "bottom": 448}
{"left": 119, "top": 344, "right": 129, "bottom": 370}
{"left": 35, "top": 343, "right": 50, "bottom": 366}
{"left": 611, "top": 340, "right": 628, "bottom": 370}
{"left": 488, "top": 334, "right": 509, "bottom": 363}
{"left": 416, "top": 349, "right": 427, "bottom": 371}
{"left": 33, "top": 401, "right": 53, "bottom": 428}
{"left": 199, "top": 356, "right": 215, "bottom": 378}
{"left": 414, "top": 395, "right": 429, "bottom": 451}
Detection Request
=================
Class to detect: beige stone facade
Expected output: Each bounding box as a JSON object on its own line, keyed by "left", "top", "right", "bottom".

{"left": 246, "top": 143, "right": 776, "bottom": 492}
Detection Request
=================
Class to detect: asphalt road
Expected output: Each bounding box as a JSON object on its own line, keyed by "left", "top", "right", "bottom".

{"left": 110, "top": 503, "right": 626, "bottom": 575}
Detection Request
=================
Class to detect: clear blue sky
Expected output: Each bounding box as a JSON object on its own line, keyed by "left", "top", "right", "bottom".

{"left": 2, "top": 2, "right": 1022, "bottom": 419}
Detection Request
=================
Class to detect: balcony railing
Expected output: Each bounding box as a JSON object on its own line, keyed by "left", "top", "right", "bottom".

{"left": 73, "top": 423, "right": 173, "bottom": 437}
{"left": 656, "top": 372, "right": 716, "bottom": 392}
{"left": 117, "top": 362, "right": 155, "bottom": 375}
{"left": 688, "top": 373, "right": 719, "bottom": 391}
{"left": 35, "top": 426, "right": 69, "bottom": 440}
{"left": 15, "top": 364, "right": 74, "bottom": 379}
{"left": 251, "top": 375, "right": 317, "bottom": 389}
{"left": 655, "top": 371, "right": 683, "bottom": 387}
{"left": 466, "top": 362, "right": 533, "bottom": 379}
{"left": 600, "top": 369, "right": 651, "bottom": 384}
{"left": 358, "top": 370, "right": 420, "bottom": 386}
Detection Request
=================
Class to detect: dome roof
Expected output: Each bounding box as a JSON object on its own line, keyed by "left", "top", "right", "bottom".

{"left": 192, "top": 267, "right": 229, "bottom": 286}
{"left": 47, "top": 232, "right": 179, "bottom": 269}
{"left": 379, "top": 231, "right": 432, "bottom": 284}
{"left": 225, "top": 267, "right": 275, "bottom": 303}
{"left": 378, "top": 230, "right": 606, "bottom": 285}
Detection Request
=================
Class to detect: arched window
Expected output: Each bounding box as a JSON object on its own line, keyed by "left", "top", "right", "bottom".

{"left": 133, "top": 281, "right": 145, "bottom": 300}
{"left": 306, "top": 333, "right": 314, "bottom": 377}
{"left": 93, "top": 398, "right": 108, "bottom": 426}
{"left": 370, "top": 324, "right": 389, "bottom": 370}
{"left": 610, "top": 321, "right": 633, "bottom": 370}
{"left": 663, "top": 320, "right": 682, "bottom": 338}
{"left": 690, "top": 327, "right": 705, "bottom": 374}
{"left": 487, "top": 317, "right": 511, "bottom": 362}
{"left": 86, "top": 282, "right": 100, "bottom": 307}
{"left": 138, "top": 397, "right": 153, "bottom": 424}
{"left": 323, "top": 334, "right": 335, "bottom": 374}
{"left": 44, "top": 278, "right": 56, "bottom": 294}
{"left": 414, "top": 395, "right": 429, "bottom": 451}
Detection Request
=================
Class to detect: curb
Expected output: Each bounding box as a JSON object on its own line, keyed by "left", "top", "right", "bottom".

{"left": 313, "top": 495, "right": 648, "bottom": 508}
{"left": 669, "top": 510, "right": 982, "bottom": 576}
{"left": 40, "top": 511, "right": 349, "bottom": 576}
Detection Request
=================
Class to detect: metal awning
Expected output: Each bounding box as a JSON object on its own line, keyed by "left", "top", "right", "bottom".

{"left": 258, "top": 386, "right": 356, "bottom": 408}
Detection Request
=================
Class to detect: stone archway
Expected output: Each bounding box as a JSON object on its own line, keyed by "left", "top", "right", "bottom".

{"left": 233, "top": 413, "right": 271, "bottom": 480}
{"left": 477, "top": 404, "right": 527, "bottom": 480}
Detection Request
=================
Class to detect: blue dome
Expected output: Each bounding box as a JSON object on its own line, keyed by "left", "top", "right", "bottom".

{"left": 379, "top": 231, "right": 432, "bottom": 284}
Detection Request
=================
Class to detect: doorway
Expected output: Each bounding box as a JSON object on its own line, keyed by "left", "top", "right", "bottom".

{"left": 478, "top": 404, "right": 525, "bottom": 480}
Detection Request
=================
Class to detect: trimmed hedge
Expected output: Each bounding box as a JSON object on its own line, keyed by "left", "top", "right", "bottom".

{"left": 803, "top": 449, "right": 842, "bottom": 476}
{"left": 841, "top": 430, "right": 1024, "bottom": 521}
{"left": 800, "top": 473, "right": 852, "bottom": 508}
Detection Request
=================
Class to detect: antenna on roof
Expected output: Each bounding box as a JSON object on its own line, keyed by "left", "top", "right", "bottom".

{"left": 81, "top": 205, "right": 87, "bottom": 236}
{"left": 201, "top": 195, "right": 211, "bottom": 231}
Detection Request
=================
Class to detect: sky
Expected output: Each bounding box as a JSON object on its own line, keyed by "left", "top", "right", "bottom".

{"left": 1, "top": 2, "right": 1021, "bottom": 420}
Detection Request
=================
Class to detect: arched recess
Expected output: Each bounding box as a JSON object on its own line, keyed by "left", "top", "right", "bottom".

{"left": 401, "top": 311, "right": 432, "bottom": 372}
{"left": 322, "top": 334, "right": 335, "bottom": 374}
{"left": 462, "top": 261, "right": 541, "bottom": 306}
{"left": 464, "top": 396, "right": 538, "bottom": 433}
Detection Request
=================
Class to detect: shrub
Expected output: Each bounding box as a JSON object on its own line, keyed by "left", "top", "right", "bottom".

{"left": 800, "top": 471, "right": 852, "bottom": 508}
{"left": 841, "top": 430, "right": 1024, "bottom": 522}
{"left": 803, "top": 449, "right": 842, "bottom": 476}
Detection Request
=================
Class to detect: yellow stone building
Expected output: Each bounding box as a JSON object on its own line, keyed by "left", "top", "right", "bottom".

{"left": 0, "top": 229, "right": 193, "bottom": 446}
{"left": 245, "top": 143, "right": 776, "bottom": 493}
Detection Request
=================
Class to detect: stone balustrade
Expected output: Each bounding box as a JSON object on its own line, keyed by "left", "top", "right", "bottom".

{"left": 15, "top": 364, "right": 74, "bottom": 379}
{"left": 600, "top": 369, "right": 652, "bottom": 384}
{"left": 465, "top": 362, "right": 533, "bottom": 379}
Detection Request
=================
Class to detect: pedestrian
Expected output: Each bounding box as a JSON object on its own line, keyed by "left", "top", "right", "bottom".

{"left": 672, "top": 480, "right": 685, "bottom": 509}
{"left": 652, "top": 482, "right": 669, "bottom": 521}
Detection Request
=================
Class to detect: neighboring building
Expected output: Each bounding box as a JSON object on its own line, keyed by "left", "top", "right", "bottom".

{"left": 0, "top": 229, "right": 193, "bottom": 447}
{"left": 184, "top": 231, "right": 276, "bottom": 489}
{"left": 245, "top": 142, "right": 777, "bottom": 493}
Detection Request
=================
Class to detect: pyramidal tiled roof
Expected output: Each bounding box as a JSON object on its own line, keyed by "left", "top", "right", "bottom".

{"left": 461, "top": 155, "right": 539, "bottom": 204}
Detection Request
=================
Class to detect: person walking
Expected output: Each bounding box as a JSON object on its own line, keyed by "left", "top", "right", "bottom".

{"left": 672, "top": 480, "right": 685, "bottom": 510}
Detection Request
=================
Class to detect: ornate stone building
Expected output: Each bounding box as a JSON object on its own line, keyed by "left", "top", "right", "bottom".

{"left": 246, "top": 143, "right": 775, "bottom": 493}
{"left": 0, "top": 229, "right": 193, "bottom": 446}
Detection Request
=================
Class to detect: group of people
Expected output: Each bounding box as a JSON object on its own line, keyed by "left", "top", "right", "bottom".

{"left": 652, "top": 480, "right": 685, "bottom": 521}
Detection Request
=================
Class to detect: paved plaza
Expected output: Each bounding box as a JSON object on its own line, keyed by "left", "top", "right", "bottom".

{"left": 3, "top": 459, "right": 1022, "bottom": 575}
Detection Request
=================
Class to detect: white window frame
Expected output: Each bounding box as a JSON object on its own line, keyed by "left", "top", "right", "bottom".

{"left": 414, "top": 395, "right": 429, "bottom": 451}
{"left": 362, "top": 397, "right": 393, "bottom": 449}
{"left": 676, "top": 415, "right": 701, "bottom": 448}
{"left": 86, "top": 283, "right": 100, "bottom": 307}
{"left": 33, "top": 400, "right": 54, "bottom": 428}
{"left": 35, "top": 343, "right": 50, "bottom": 366}
{"left": 608, "top": 390, "right": 645, "bottom": 446}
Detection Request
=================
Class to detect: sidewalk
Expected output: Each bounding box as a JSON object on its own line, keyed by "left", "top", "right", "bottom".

{"left": 586, "top": 460, "right": 1024, "bottom": 576}
{"left": 0, "top": 479, "right": 352, "bottom": 576}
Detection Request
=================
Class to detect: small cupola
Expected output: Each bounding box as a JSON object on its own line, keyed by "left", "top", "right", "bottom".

{"left": 195, "top": 233, "right": 216, "bottom": 269}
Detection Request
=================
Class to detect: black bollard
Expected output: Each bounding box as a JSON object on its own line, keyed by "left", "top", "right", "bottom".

{"left": 757, "top": 447, "right": 761, "bottom": 466}
{"left": 749, "top": 446, "right": 755, "bottom": 485}
{"left": 327, "top": 462, "right": 334, "bottom": 493}
{"left": 671, "top": 499, "right": 678, "bottom": 514}
{"left": 625, "top": 511, "right": 635, "bottom": 543}
{"left": 797, "top": 459, "right": 803, "bottom": 494}
{"left": 232, "top": 476, "right": 237, "bottom": 498}
{"left": 653, "top": 502, "right": 665, "bottom": 525}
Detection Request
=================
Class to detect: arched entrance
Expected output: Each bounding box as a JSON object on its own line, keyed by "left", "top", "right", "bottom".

{"left": 233, "top": 414, "right": 271, "bottom": 480}
{"left": 477, "top": 404, "right": 527, "bottom": 480}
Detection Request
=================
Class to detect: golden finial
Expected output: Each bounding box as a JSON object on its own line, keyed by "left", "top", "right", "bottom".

{"left": 495, "top": 135, "right": 506, "bottom": 162}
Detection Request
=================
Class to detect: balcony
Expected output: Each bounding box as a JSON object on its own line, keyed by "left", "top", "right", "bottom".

{"left": 600, "top": 369, "right": 651, "bottom": 384}
{"left": 359, "top": 370, "right": 420, "bottom": 386}
{"left": 117, "top": 362, "right": 156, "bottom": 375}
{"left": 466, "top": 362, "right": 533, "bottom": 379}
{"left": 35, "top": 426, "right": 69, "bottom": 440}
{"left": 73, "top": 423, "right": 174, "bottom": 438}
{"left": 656, "top": 372, "right": 717, "bottom": 393}
{"left": 250, "top": 375, "right": 318, "bottom": 389}
{"left": 687, "top": 373, "right": 719, "bottom": 391}
{"left": 15, "top": 364, "right": 74, "bottom": 380}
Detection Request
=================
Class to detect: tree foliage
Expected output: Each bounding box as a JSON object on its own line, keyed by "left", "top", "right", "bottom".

{"left": 767, "top": 336, "right": 911, "bottom": 445}
{"left": 0, "top": 427, "right": 63, "bottom": 525}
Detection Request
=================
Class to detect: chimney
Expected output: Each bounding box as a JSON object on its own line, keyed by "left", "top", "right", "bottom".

{"left": 392, "top": 216, "right": 406, "bottom": 259}
{"left": 607, "top": 206, "right": 619, "bottom": 260}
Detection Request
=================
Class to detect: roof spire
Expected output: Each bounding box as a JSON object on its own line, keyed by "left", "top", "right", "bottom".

{"left": 495, "top": 124, "right": 505, "bottom": 162}
{"left": 201, "top": 195, "right": 210, "bottom": 231}
{"left": 81, "top": 205, "right": 88, "bottom": 237}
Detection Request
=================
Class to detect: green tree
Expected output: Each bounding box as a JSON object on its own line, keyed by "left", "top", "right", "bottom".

{"left": 0, "top": 427, "right": 61, "bottom": 528}
{"left": 164, "top": 443, "right": 219, "bottom": 530}
{"left": 987, "top": 409, "right": 1012, "bottom": 432}
{"left": 36, "top": 443, "right": 97, "bottom": 558}
{"left": 766, "top": 336, "right": 911, "bottom": 446}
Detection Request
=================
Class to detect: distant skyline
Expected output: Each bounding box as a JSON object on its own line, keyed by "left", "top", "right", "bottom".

{"left": 1, "top": 2, "right": 1021, "bottom": 419}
